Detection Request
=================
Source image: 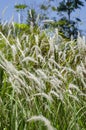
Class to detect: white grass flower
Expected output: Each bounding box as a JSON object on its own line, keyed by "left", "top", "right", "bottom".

{"left": 30, "top": 92, "right": 52, "bottom": 103}
{"left": 36, "top": 69, "right": 47, "bottom": 79}
{"left": 27, "top": 115, "right": 55, "bottom": 130}
{"left": 0, "top": 32, "right": 11, "bottom": 47}
{"left": 22, "top": 56, "right": 38, "bottom": 64}
{"left": 69, "top": 83, "right": 81, "bottom": 92}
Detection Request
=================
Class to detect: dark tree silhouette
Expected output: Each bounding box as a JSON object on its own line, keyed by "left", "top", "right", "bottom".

{"left": 14, "top": 4, "right": 28, "bottom": 23}
{"left": 56, "top": 0, "right": 86, "bottom": 39}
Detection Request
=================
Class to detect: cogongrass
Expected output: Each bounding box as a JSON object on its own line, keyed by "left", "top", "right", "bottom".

{"left": 0, "top": 23, "right": 86, "bottom": 130}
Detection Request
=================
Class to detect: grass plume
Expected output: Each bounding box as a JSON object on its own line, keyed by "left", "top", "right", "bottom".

{"left": 0, "top": 23, "right": 86, "bottom": 130}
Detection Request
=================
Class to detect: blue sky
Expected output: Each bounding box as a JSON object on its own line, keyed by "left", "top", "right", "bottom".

{"left": 0, "top": 0, "right": 86, "bottom": 34}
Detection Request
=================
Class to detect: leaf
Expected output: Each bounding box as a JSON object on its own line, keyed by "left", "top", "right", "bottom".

{"left": 51, "top": 6, "right": 57, "bottom": 11}
{"left": 76, "top": 18, "right": 81, "bottom": 22}
{"left": 40, "top": 4, "right": 49, "bottom": 10}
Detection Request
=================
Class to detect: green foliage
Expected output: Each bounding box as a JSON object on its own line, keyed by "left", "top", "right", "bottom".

{"left": 14, "top": 23, "right": 29, "bottom": 33}
{"left": 14, "top": 4, "right": 28, "bottom": 12}
{"left": 40, "top": 4, "right": 50, "bottom": 10}
{"left": 14, "top": 23, "right": 28, "bottom": 29}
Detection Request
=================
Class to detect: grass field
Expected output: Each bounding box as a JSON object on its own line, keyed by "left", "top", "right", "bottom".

{"left": 0, "top": 23, "right": 86, "bottom": 130}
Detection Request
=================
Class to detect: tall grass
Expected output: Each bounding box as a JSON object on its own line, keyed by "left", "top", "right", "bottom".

{"left": 0, "top": 23, "right": 86, "bottom": 130}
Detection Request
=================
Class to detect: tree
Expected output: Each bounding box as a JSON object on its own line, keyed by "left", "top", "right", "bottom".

{"left": 40, "top": 1, "right": 50, "bottom": 21}
{"left": 26, "top": 9, "right": 38, "bottom": 27}
{"left": 14, "top": 4, "right": 28, "bottom": 23}
{"left": 56, "top": 0, "right": 86, "bottom": 39}
{"left": 40, "top": 0, "right": 86, "bottom": 39}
